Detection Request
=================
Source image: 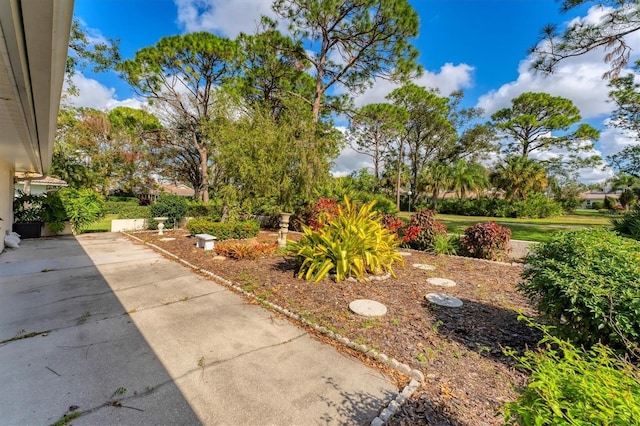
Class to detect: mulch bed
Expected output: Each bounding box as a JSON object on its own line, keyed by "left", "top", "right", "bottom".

{"left": 132, "top": 230, "right": 541, "bottom": 425}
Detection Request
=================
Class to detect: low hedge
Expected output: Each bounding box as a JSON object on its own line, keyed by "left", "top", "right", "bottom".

{"left": 186, "top": 219, "right": 260, "bottom": 240}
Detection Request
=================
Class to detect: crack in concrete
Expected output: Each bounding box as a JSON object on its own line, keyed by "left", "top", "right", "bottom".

{"left": 23, "top": 290, "right": 115, "bottom": 310}
{"left": 186, "top": 332, "right": 308, "bottom": 375}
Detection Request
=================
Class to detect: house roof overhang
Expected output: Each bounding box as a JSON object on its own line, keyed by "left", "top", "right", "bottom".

{"left": 0, "top": 0, "right": 73, "bottom": 175}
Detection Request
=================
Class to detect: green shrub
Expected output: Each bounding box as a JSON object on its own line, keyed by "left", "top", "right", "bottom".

{"left": 432, "top": 234, "right": 460, "bottom": 256}
{"left": 503, "top": 322, "right": 640, "bottom": 425}
{"left": 460, "top": 221, "right": 511, "bottom": 261}
{"left": 437, "top": 198, "right": 510, "bottom": 217}
{"left": 150, "top": 195, "right": 188, "bottom": 228}
{"left": 233, "top": 220, "right": 260, "bottom": 239}
{"left": 354, "top": 193, "right": 397, "bottom": 215}
{"left": 106, "top": 196, "right": 139, "bottom": 203}
{"left": 287, "top": 196, "right": 404, "bottom": 282}
{"left": 185, "top": 199, "right": 221, "bottom": 219}
{"left": 402, "top": 209, "right": 447, "bottom": 251}
{"left": 186, "top": 219, "right": 260, "bottom": 240}
{"left": 436, "top": 194, "right": 563, "bottom": 218}
{"left": 520, "top": 228, "right": 640, "bottom": 353}
{"left": 611, "top": 205, "right": 640, "bottom": 240}
{"left": 511, "top": 192, "right": 564, "bottom": 218}
{"left": 13, "top": 191, "right": 45, "bottom": 223}
{"left": 104, "top": 200, "right": 139, "bottom": 215}
{"left": 590, "top": 200, "right": 604, "bottom": 210}
{"left": 57, "top": 188, "right": 105, "bottom": 234}
{"left": 116, "top": 205, "right": 151, "bottom": 219}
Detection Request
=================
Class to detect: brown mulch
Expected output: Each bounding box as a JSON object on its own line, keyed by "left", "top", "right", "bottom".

{"left": 132, "top": 230, "right": 541, "bottom": 425}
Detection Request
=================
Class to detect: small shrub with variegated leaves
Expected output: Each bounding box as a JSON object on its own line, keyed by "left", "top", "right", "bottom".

{"left": 460, "top": 221, "right": 511, "bottom": 261}
{"left": 401, "top": 209, "right": 447, "bottom": 251}
{"left": 503, "top": 320, "right": 640, "bottom": 425}
{"left": 287, "top": 195, "right": 404, "bottom": 282}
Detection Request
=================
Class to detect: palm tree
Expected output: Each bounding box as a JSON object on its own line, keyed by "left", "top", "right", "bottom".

{"left": 609, "top": 173, "right": 639, "bottom": 209}
{"left": 449, "top": 160, "right": 489, "bottom": 199}
{"left": 490, "top": 156, "right": 548, "bottom": 201}
{"left": 421, "top": 162, "right": 453, "bottom": 210}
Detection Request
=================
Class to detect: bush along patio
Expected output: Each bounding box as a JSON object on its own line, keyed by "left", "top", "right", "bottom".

{"left": 127, "top": 196, "right": 639, "bottom": 425}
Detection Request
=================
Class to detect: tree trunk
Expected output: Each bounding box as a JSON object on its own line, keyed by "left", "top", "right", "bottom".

{"left": 197, "top": 143, "right": 209, "bottom": 204}
{"left": 396, "top": 139, "right": 404, "bottom": 211}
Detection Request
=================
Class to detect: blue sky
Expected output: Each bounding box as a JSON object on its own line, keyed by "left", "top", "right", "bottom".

{"left": 71, "top": 0, "right": 639, "bottom": 183}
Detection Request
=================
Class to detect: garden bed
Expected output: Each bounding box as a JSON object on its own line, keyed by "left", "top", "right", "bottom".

{"left": 132, "top": 230, "right": 541, "bottom": 425}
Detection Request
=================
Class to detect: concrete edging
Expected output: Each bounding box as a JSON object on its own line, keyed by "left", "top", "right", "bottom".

{"left": 123, "top": 231, "right": 423, "bottom": 425}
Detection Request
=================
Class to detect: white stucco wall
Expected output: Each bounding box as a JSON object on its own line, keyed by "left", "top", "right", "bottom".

{"left": 0, "top": 160, "right": 15, "bottom": 250}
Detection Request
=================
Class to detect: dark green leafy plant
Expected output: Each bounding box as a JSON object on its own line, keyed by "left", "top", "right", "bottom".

{"left": 432, "top": 234, "right": 460, "bottom": 256}
{"left": 460, "top": 221, "right": 511, "bottom": 261}
{"left": 503, "top": 320, "right": 640, "bottom": 425}
{"left": 611, "top": 205, "right": 640, "bottom": 240}
{"left": 186, "top": 219, "right": 259, "bottom": 240}
{"left": 13, "top": 191, "right": 44, "bottom": 223}
{"left": 288, "top": 196, "right": 404, "bottom": 282}
{"left": 520, "top": 228, "right": 640, "bottom": 354}
{"left": 57, "top": 188, "right": 105, "bottom": 234}
{"left": 150, "top": 194, "right": 188, "bottom": 228}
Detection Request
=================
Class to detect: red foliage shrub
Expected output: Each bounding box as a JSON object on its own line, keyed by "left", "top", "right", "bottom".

{"left": 460, "top": 221, "right": 511, "bottom": 261}
{"left": 299, "top": 197, "right": 340, "bottom": 231}
{"left": 402, "top": 209, "right": 447, "bottom": 250}
{"left": 380, "top": 214, "right": 404, "bottom": 235}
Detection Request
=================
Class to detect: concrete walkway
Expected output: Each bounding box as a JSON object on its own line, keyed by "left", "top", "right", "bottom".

{"left": 0, "top": 233, "right": 397, "bottom": 425}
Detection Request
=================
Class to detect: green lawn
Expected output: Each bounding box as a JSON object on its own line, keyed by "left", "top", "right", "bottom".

{"left": 399, "top": 210, "right": 613, "bottom": 243}
{"left": 81, "top": 214, "right": 118, "bottom": 233}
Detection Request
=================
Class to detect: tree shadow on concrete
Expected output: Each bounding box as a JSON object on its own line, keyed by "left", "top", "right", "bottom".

{"left": 316, "top": 375, "right": 397, "bottom": 425}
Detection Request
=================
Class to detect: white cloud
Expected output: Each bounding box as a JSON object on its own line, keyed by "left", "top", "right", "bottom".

{"left": 64, "top": 74, "right": 144, "bottom": 110}
{"left": 477, "top": 5, "right": 640, "bottom": 120}
{"left": 349, "top": 63, "right": 475, "bottom": 107}
{"left": 174, "top": 0, "right": 276, "bottom": 37}
{"left": 598, "top": 124, "right": 639, "bottom": 158}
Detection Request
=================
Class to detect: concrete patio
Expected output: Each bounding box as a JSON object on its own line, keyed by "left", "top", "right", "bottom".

{"left": 0, "top": 232, "right": 398, "bottom": 425}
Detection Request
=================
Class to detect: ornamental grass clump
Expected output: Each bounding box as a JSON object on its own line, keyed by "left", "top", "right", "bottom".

{"left": 288, "top": 196, "right": 404, "bottom": 283}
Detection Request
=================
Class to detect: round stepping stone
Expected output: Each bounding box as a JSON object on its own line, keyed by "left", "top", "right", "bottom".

{"left": 425, "top": 293, "right": 463, "bottom": 308}
{"left": 427, "top": 277, "right": 456, "bottom": 287}
{"left": 349, "top": 299, "right": 387, "bottom": 317}
{"left": 413, "top": 263, "right": 436, "bottom": 271}
{"left": 399, "top": 251, "right": 412, "bottom": 257}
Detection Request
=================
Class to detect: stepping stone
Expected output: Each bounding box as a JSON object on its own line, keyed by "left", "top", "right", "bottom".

{"left": 399, "top": 251, "right": 412, "bottom": 257}
{"left": 413, "top": 263, "right": 436, "bottom": 271}
{"left": 159, "top": 237, "right": 176, "bottom": 241}
{"left": 427, "top": 277, "right": 456, "bottom": 287}
{"left": 349, "top": 299, "right": 387, "bottom": 317}
{"left": 425, "top": 293, "right": 463, "bottom": 308}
